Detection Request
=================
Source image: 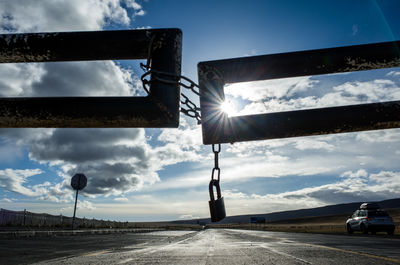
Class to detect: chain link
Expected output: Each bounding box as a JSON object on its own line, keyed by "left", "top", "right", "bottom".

{"left": 180, "top": 94, "right": 202, "bottom": 124}
{"left": 211, "top": 144, "right": 221, "bottom": 182}
{"left": 140, "top": 68, "right": 202, "bottom": 123}
{"left": 140, "top": 70, "right": 151, "bottom": 94}
{"left": 139, "top": 34, "right": 202, "bottom": 124}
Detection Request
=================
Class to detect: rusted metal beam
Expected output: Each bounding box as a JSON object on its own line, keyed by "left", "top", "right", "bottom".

{"left": 0, "top": 29, "right": 157, "bottom": 63}
{"left": 201, "top": 101, "right": 400, "bottom": 144}
{"left": 0, "top": 97, "right": 172, "bottom": 128}
{"left": 0, "top": 29, "right": 182, "bottom": 128}
{"left": 200, "top": 40, "right": 400, "bottom": 83}
{"left": 199, "top": 41, "right": 400, "bottom": 145}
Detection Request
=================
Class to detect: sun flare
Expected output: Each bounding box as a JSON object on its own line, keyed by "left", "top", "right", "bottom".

{"left": 220, "top": 100, "right": 237, "bottom": 116}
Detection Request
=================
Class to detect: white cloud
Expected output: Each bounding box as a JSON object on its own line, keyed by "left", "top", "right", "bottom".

{"left": 221, "top": 156, "right": 333, "bottom": 181}
{"left": 223, "top": 130, "right": 400, "bottom": 183}
{"left": 226, "top": 76, "right": 400, "bottom": 116}
{"left": 142, "top": 170, "right": 209, "bottom": 192}
{"left": 114, "top": 197, "right": 129, "bottom": 202}
{"left": 0, "top": 168, "right": 43, "bottom": 196}
{"left": 78, "top": 200, "right": 96, "bottom": 211}
{"left": 154, "top": 117, "right": 204, "bottom": 167}
{"left": 387, "top": 71, "right": 400, "bottom": 77}
{"left": 0, "top": 63, "right": 45, "bottom": 97}
{"left": 124, "top": 0, "right": 145, "bottom": 15}
{"left": 224, "top": 189, "right": 249, "bottom": 199}
{"left": 144, "top": 153, "right": 332, "bottom": 192}
{"left": 340, "top": 169, "right": 368, "bottom": 179}
{"left": 280, "top": 169, "right": 400, "bottom": 204}
{"left": 355, "top": 129, "right": 400, "bottom": 143}
{"left": 60, "top": 199, "right": 96, "bottom": 212}
{"left": 226, "top": 76, "right": 318, "bottom": 101}
{"left": 294, "top": 139, "right": 335, "bottom": 152}
{"left": 179, "top": 214, "right": 200, "bottom": 220}
{"left": 0, "top": 0, "right": 144, "bottom": 33}
{"left": 26, "top": 61, "right": 137, "bottom": 97}
{"left": 332, "top": 79, "right": 399, "bottom": 102}
{"left": 153, "top": 143, "right": 202, "bottom": 167}
{"left": 134, "top": 10, "right": 146, "bottom": 16}
{"left": 222, "top": 169, "right": 400, "bottom": 215}
{"left": 157, "top": 118, "right": 203, "bottom": 152}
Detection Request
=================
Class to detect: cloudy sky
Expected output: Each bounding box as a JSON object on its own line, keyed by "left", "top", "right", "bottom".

{"left": 1, "top": 0, "right": 400, "bottom": 222}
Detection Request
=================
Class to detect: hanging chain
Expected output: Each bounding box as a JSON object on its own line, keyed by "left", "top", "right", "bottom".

{"left": 211, "top": 144, "right": 221, "bottom": 182}
{"left": 140, "top": 35, "right": 202, "bottom": 124}
{"left": 180, "top": 94, "right": 202, "bottom": 124}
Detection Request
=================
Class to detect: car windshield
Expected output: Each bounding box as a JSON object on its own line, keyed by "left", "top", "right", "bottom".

{"left": 368, "top": 211, "right": 389, "bottom": 217}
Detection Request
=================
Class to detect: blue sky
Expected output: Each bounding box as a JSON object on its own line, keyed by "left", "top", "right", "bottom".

{"left": 0, "top": 0, "right": 400, "bottom": 222}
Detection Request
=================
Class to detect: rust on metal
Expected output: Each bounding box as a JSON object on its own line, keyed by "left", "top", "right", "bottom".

{"left": 199, "top": 40, "right": 400, "bottom": 83}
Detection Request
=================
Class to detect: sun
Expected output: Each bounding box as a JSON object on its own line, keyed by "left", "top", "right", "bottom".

{"left": 220, "top": 100, "right": 237, "bottom": 116}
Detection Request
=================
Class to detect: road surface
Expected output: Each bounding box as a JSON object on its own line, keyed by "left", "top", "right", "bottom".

{"left": 1, "top": 229, "right": 400, "bottom": 264}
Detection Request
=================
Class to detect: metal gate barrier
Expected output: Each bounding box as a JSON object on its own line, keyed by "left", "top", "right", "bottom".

{"left": 0, "top": 29, "right": 182, "bottom": 128}
{"left": 198, "top": 40, "right": 400, "bottom": 144}
{"left": 1, "top": 29, "right": 400, "bottom": 145}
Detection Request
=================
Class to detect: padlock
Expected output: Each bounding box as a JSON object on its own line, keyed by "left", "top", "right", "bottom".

{"left": 209, "top": 179, "right": 226, "bottom": 222}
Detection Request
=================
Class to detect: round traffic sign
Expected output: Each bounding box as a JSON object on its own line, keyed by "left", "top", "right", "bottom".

{"left": 71, "top": 173, "right": 87, "bottom": 190}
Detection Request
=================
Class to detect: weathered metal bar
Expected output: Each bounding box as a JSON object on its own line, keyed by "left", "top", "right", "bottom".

{"left": 201, "top": 101, "right": 400, "bottom": 144}
{"left": 199, "top": 40, "right": 400, "bottom": 83}
{"left": 199, "top": 41, "right": 400, "bottom": 144}
{"left": 150, "top": 28, "right": 182, "bottom": 127}
{"left": 0, "top": 29, "right": 182, "bottom": 128}
{"left": 0, "top": 97, "right": 173, "bottom": 127}
{"left": 0, "top": 29, "right": 155, "bottom": 63}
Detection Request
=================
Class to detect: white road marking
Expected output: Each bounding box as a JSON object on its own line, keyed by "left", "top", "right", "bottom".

{"left": 206, "top": 233, "right": 215, "bottom": 257}
{"left": 259, "top": 243, "right": 313, "bottom": 264}
{"left": 118, "top": 231, "right": 203, "bottom": 264}
{"left": 118, "top": 258, "right": 134, "bottom": 264}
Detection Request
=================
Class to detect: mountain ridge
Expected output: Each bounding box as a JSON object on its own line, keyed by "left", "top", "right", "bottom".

{"left": 173, "top": 198, "right": 400, "bottom": 224}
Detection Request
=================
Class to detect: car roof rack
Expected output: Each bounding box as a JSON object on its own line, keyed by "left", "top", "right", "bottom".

{"left": 360, "top": 203, "right": 380, "bottom": 210}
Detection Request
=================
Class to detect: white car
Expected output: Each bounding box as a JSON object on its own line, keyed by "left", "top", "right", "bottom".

{"left": 346, "top": 203, "right": 395, "bottom": 235}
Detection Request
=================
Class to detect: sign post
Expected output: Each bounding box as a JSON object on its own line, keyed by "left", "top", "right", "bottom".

{"left": 70, "top": 173, "right": 87, "bottom": 229}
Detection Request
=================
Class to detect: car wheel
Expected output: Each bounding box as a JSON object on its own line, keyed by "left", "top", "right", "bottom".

{"left": 360, "top": 224, "right": 368, "bottom": 234}
{"left": 387, "top": 229, "right": 394, "bottom": 235}
{"left": 347, "top": 224, "right": 353, "bottom": 234}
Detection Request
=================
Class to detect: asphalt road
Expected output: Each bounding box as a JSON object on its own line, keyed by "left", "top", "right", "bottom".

{"left": 1, "top": 229, "right": 400, "bottom": 264}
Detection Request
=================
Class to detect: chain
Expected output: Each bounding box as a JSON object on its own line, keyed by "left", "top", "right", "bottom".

{"left": 140, "top": 68, "right": 202, "bottom": 124}
{"left": 180, "top": 94, "right": 202, "bottom": 124}
{"left": 140, "top": 35, "right": 202, "bottom": 124}
{"left": 211, "top": 144, "right": 221, "bottom": 182}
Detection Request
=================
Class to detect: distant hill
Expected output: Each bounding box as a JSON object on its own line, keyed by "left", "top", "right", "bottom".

{"left": 173, "top": 198, "right": 400, "bottom": 225}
